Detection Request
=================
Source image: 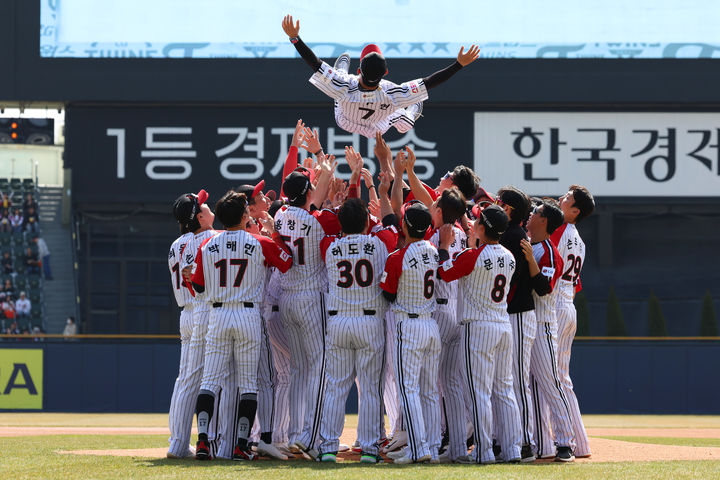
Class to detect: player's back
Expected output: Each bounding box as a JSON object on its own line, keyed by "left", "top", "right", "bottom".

{"left": 457, "top": 244, "right": 516, "bottom": 323}
{"left": 384, "top": 240, "right": 439, "bottom": 316}
{"left": 323, "top": 233, "right": 390, "bottom": 314}
{"left": 552, "top": 223, "right": 586, "bottom": 301}
{"left": 531, "top": 239, "right": 563, "bottom": 321}
{"left": 275, "top": 206, "right": 334, "bottom": 292}
{"left": 182, "top": 229, "right": 219, "bottom": 304}
{"left": 168, "top": 232, "right": 194, "bottom": 307}
{"left": 200, "top": 230, "right": 271, "bottom": 305}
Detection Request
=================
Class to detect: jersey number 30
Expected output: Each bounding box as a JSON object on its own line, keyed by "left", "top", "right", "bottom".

{"left": 336, "top": 259, "right": 373, "bottom": 288}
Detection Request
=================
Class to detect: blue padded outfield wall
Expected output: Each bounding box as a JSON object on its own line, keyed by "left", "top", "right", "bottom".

{"left": 0, "top": 340, "right": 718, "bottom": 414}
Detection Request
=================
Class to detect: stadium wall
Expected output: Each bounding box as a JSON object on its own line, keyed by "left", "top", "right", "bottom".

{"left": 1, "top": 340, "right": 718, "bottom": 414}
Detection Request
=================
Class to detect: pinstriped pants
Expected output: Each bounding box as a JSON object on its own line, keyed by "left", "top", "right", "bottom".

{"left": 436, "top": 305, "right": 469, "bottom": 460}
{"left": 279, "top": 290, "right": 327, "bottom": 449}
{"left": 395, "top": 315, "right": 441, "bottom": 461}
{"left": 507, "top": 310, "right": 537, "bottom": 450}
{"left": 168, "top": 307, "right": 194, "bottom": 456}
{"left": 320, "top": 314, "right": 385, "bottom": 455}
{"left": 265, "top": 303, "right": 291, "bottom": 443}
{"left": 530, "top": 321, "right": 576, "bottom": 453}
{"left": 383, "top": 310, "right": 401, "bottom": 439}
{"left": 555, "top": 300, "right": 591, "bottom": 456}
{"left": 464, "top": 320, "right": 522, "bottom": 464}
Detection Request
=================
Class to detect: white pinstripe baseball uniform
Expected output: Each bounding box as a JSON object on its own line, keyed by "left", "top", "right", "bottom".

{"left": 274, "top": 205, "right": 342, "bottom": 450}
{"left": 527, "top": 240, "right": 576, "bottom": 456}
{"left": 439, "top": 243, "right": 522, "bottom": 463}
{"left": 381, "top": 240, "right": 441, "bottom": 462}
{"left": 429, "top": 226, "right": 470, "bottom": 461}
{"left": 309, "top": 61, "right": 428, "bottom": 139}
{"left": 168, "top": 229, "right": 220, "bottom": 457}
{"left": 549, "top": 223, "right": 591, "bottom": 456}
{"left": 167, "top": 232, "right": 195, "bottom": 457}
{"left": 318, "top": 225, "right": 398, "bottom": 456}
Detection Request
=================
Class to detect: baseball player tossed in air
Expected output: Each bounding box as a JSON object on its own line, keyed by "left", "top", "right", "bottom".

{"left": 191, "top": 190, "right": 292, "bottom": 461}
{"left": 281, "top": 14, "right": 480, "bottom": 139}
{"left": 167, "top": 189, "right": 218, "bottom": 459}
{"left": 380, "top": 201, "right": 442, "bottom": 464}
{"left": 546, "top": 185, "right": 595, "bottom": 458}
{"left": 520, "top": 198, "right": 576, "bottom": 462}
{"left": 317, "top": 152, "right": 398, "bottom": 464}
{"left": 437, "top": 204, "right": 523, "bottom": 464}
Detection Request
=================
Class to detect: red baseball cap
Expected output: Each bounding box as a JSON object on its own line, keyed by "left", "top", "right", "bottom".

{"left": 237, "top": 180, "right": 265, "bottom": 200}
{"left": 476, "top": 186, "right": 495, "bottom": 202}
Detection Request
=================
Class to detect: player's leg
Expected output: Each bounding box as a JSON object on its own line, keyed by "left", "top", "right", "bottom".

{"left": 463, "top": 321, "right": 498, "bottom": 464}
{"left": 492, "top": 323, "right": 523, "bottom": 462}
{"left": 171, "top": 306, "right": 211, "bottom": 457}
{"left": 394, "top": 317, "right": 431, "bottom": 462}
{"left": 318, "top": 315, "right": 356, "bottom": 460}
{"left": 556, "top": 302, "right": 591, "bottom": 456}
{"left": 382, "top": 311, "right": 403, "bottom": 446}
{"left": 279, "top": 292, "right": 308, "bottom": 447}
{"left": 436, "top": 309, "right": 467, "bottom": 461}
{"left": 168, "top": 307, "right": 195, "bottom": 458}
{"left": 388, "top": 103, "right": 423, "bottom": 134}
{"left": 354, "top": 315, "right": 385, "bottom": 459}
{"left": 529, "top": 321, "right": 575, "bottom": 458}
{"left": 195, "top": 308, "right": 232, "bottom": 459}
{"left": 214, "top": 350, "right": 238, "bottom": 459}
{"left": 509, "top": 311, "right": 538, "bottom": 457}
{"left": 266, "top": 303, "right": 291, "bottom": 448}
{"left": 229, "top": 308, "right": 263, "bottom": 460}
{"left": 532, "top": 375, "right": 555, "bottom": 459}
{"left": 295, "top": 291, "right": 328, "bottom": 453}
{"left": 419, "top": 319, "right": 442, "bottom": 460}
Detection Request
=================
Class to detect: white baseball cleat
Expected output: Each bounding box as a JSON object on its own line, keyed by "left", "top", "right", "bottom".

{"left": 338, "top": 443, "right": 350, "bottom": 452}
{"left": 386, "top": 446, "right": 409, "bottom": 460}
{"left": 393, "top": 451, "right": 431, "bottom": 464}
{"left": 273, "top": 442, "right": 294, "bottom": 456}
{"left": 382, "top": 430, "right": 408, "bottom": 453}
{"left": 257, "top": 440, "right": 289, "bottom": 460}
{"left": 333, "top": 52, "right": 351, "bottom": 74}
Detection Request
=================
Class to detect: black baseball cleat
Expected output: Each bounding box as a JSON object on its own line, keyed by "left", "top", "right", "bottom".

{"left": 521, "top": 444, "right": 535, "bottom": 463}
{"left": 195, "top": 437, "right": 211, "bottom": 460}
{"left": 232, "top": 445, "right": 258, "bottom": 461}
{"left": 555, "top": 446, "right": 575, "bottom": 462}
{"left": 333, "top": 52, "right": 351, "bottom": 74}
{"left": 360, "top": 451, "right": 383, "bottom": 464}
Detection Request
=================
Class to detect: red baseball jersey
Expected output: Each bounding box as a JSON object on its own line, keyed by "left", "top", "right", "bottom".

{"left": 168, "top": 232, "right": 194, "bottom": 307}
{"left": 191, "top": 230, "right": 292, "bottom": 304}
{"left": 550, "top": 223, "right": 586, "bottom": 299}
{"left": 438, "top": 243, "right": 516, "bottom": 323}
{"left": 320, "top": 225, "right": 398, "bottom": 314}
{"left": 531, "top": 239, "right": 564, "bottom": 322}
{"left": 274, "top": 206, "right": 341, "bottom": 292}
{"left": 380, "top": 240, "right": 439, "bottom": 316}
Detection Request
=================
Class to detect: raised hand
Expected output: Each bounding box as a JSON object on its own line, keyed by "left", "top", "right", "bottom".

{"left": 393, "top": 148, "right": 406, "bottom": 174}
{"left": 378, "top": 170, "right": 391, "bottom": 197}
{"left": 438, "top": 223, "right": 455, "bottom": 249}
{"left": 282, "top": 15, "right": 300, "bottom": 38}
{"left": 374, "top": 131, "right": 392, "bottom": 168}
{"left": 404, "top": 145, "right": 417, "bottom": 172}
{"left": 361, "top": 168, "right": 374, "bottom": 189}
{"left": 291, "top": 119, "right": 305, "bottom": 148}
{"left": 345, "top": 146, "right": 364, "bottom": 175}
{"left": 457, "top": 45, "right": 480, "bottom": 66}
{"left": 299, "top": 127, "right": 322, "bottom": 154}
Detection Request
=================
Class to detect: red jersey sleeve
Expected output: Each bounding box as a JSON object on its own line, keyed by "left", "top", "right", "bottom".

{"left": 404, "top": 182, "right": 439, "bottom": 203}
{"left": 372, "top": 225, "right": 399, "bottom": 252}
{"left": 347, "top": 182, "right": 359, "bottom": 199}
{"left": 380, "top": 248, "right": 405, "bottom": 294}
{"left": 312, "top": 208, "right": 342, "bottom": 235}
{"left": 319, "top": 235, "right": 337, "bottom": 262}
{"left": 190, "top": 246, "right": 205, "bottom": 288}
{"left": 178, "top": 243, "right": 195, "bottom": 297}
{"left": 255, "top": 234, "right": 293, "bottom": 273}
{"left": 550, "top": 223, "right": 568, "bottom": 248}
{"left": 551, "top": 243, "right": 564, "bottom": 290}
{"left": 438, "top": 246, "right": 483, "bottom": 282}
{"left": 280, "top": 145, "right": 299, "bottom": 198}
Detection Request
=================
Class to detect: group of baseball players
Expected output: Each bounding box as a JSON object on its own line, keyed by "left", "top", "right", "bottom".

{"left": 164, "top": 17, "right": 595, "bottom": 465}
{"left": 165, "top": 115, "right": 595, "bottom": 464}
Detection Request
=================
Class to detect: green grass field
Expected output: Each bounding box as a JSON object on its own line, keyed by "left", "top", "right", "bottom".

{"left": 2, "top": 414, "right": 720, "bottom": 480}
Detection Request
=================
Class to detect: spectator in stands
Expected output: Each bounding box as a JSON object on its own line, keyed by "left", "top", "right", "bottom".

{"left": 0, "top": 209, "right": 10, "bottom": 232}
{"left": 9, "top": 208, "right": 23, "bottom": 234}
{"left": 2, "top": 278, "right": 16, "bottom": 300}
{"left": 1, "top": 193, "right": 11, "bottom": 210}
{"left": 24, "top": 206, "right": 39, "bottom": 233}
{"left": 63, "top": 316, "right": 77, "bottom": 339}
{"left": 32, "top": 326, "right": 44, "bottom": 342}
{"left": 1, "top": 252, "right": 12, "bottom": 274}
{"left": 23, "top": 193, "right": 38, "bottom": 215}
{"left": 7, "top": 320, "right": 20, "bottom": 335}
{"left": 34, "top": 237, "right": 53, "bottom": 280}
{"left": 24, "top": 247, "right": 40, "bottom": 275}
{"left": 15, "top": 291, "right": 31, "bottom": 327}
{"left": 1, "top": 294, "right": 15, "bottom": 322}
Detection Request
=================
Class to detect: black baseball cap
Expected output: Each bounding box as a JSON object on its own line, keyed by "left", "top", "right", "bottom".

{"left": 282, "top": 171, "right": 313, "bottom": 203}
{"left": 402, "top": 201, "right": 432, "bottom": 237}
{"left": 360, "top": 52, "right": 387, "bottom": 87}
{"left": 173, "top": 189, "right": 208, "bottom": 226}
{"left": 473, "top": 204, "right": 508, "bottom": 236}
